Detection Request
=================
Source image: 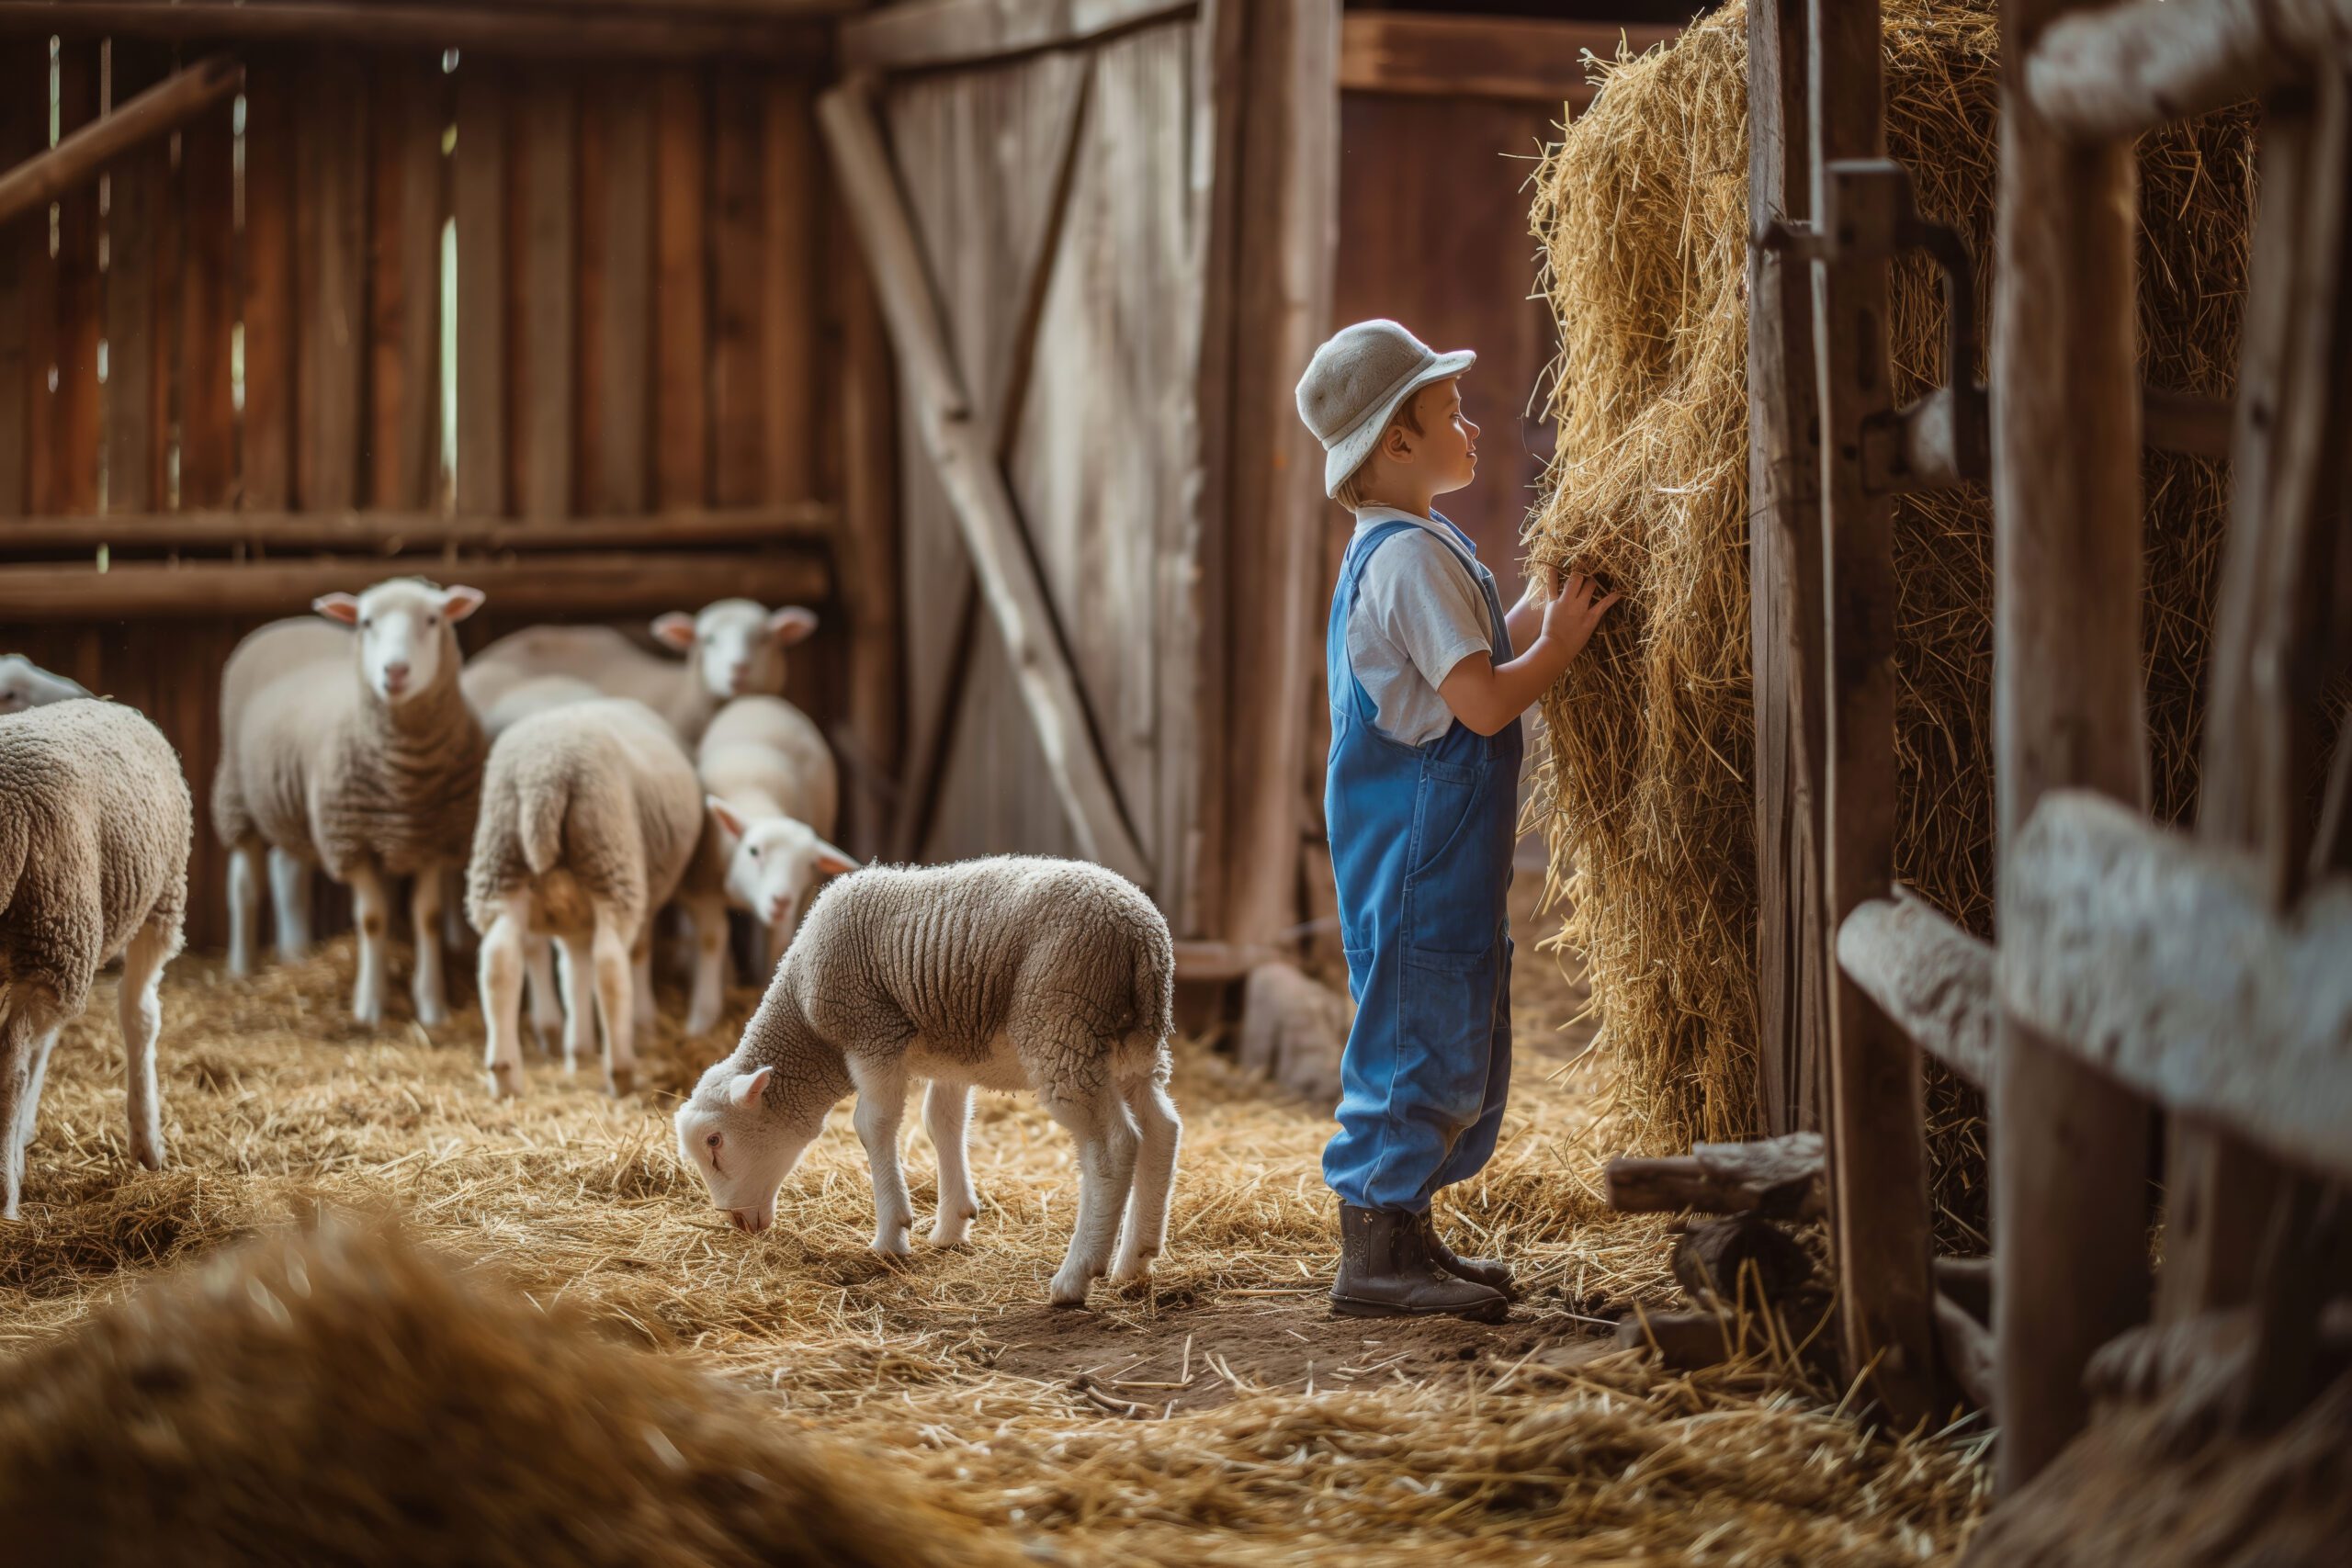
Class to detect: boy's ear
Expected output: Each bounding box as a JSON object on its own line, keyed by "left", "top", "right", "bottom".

{"left": 1379, "top": 419, "right": 1415, "bottom": 462}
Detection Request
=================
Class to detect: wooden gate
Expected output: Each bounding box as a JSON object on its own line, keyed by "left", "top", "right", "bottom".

{"left": 821, "top": 0, "right": 1336, "bottom": 946}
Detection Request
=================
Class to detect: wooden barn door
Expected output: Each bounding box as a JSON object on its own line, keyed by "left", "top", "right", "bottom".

{"left": 822, "top": 0, "right": 1338, "bottom": 945}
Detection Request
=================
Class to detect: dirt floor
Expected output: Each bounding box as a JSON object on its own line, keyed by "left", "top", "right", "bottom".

{"left": 0, "top": 875, "right": 1989, "bottom": 1564}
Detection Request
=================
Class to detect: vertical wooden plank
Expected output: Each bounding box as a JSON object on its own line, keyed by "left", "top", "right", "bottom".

{"left": 34, "top": 41, "right": 101, "bottom": 516}
{"left": 368, "top": 55, "right": 446, "bottom": 512}
{"left": 297, "top": 48, "right": 368, "bottom": 513}
{"left": 1749, "top": 0, "right": 1830, "bottom": 1137}
{"left": 241, "top": 54, "right": 297, "bottom": 511}
{"left": 178, "top": 88, "right": 236, "bottom": 509}
{"left": 832, "top": 200, "right": 900, "bottom": 858}
{"left": 1808, "top": 0, "right": 1935, "bottom": 1426}
{"left": 580, "top": 69, "right": 651, "bottom": 514}
{"left": 147, "top": 55, "right": 182, "bottom": 513}
{"left": 710, "top": 68, "right": 764, "bottom": 508}
{"left": 1991, "top": 0, "right": 2157, "bottom": 1497}
{"left": 103, "top": 43, "right": 170, "bottom": 516}
{"left": 453, "top": 60, "right": 506, "bottom": 516}
{"left": 0, "top": 42, "right": 43, "bottom": 515}
{"left": 653, "top": 66, "right": 708, "bottom": 511}
{"left": 761, "top": 78, "right": 817, "bottom": 504}
{"left": 512, "top": 69, "right": 575, "bottom": 522}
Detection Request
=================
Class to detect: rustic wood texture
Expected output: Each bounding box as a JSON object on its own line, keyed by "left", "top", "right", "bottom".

{"left": 1670, "top": 1213, "right": 1816, "bottom": 1306}
{"left": 1992, "top": 0, "right": 2160, "bottom": 1498}
{"left": 1806, "top": 0, "right": 1936, "bottom": 1428}
{"left": 831, "top": 201, "right": 900, "bottom": 860}
{"left": 580, "top": 69, "right": 652, "bottom": 514}
{"left": 0, "top": 43, "right": 40, "bottom": 513}
{"left": 760, "top": 77, "right": 818, "bottom": 507}
{"left": 1606, "top": 1132, "right": 1827, "bottom": 1221}
{"left": 2026, "top": 0, "right": 2352, "bottom": 142}
{"left": 1747, "top": 0, "right": 1830, "bottom": 1138}
{"left": 1836, "top": 891, "right": 1996, "bottom": 1089}
{"left": 0, "top": 51, "right": 237, "bottom": 231}
{"left": 512, "top": 68, "right": 577, "bottom": 522}
{"left": 239, "top": 53, "right": 297, "bottom": 510}
{"left": 453, "top": 60, "right": 507, "bottom": 515}
{"left": 842, "top": 0, "right": 1193, "bottom": 73}
{"left": 296, "top": 49, "right": 369, "bottom": 512}
{"left": 4, "top": 5, "right": 836, "bottom": 61}
{"left": 33, "top": 42, "right": 101, "bottom": 516}
{"left": 177, "top": 87, "right": 237, "bottom": 509}
{"left": 367, "top": 55, "right": 445, "bottom": 511}
{"left": 1337, "top": 15, "right": 1674, "bottom": 104}
{"left": 1934, "top": 1291, "right": 1996, "bottom": 1410}
{"left": 100, "top": 43, "right": 168, "bottom": 515}
{"left": 2003, "top": 792, "right": 2352, "bottom": 1182}
{"left": 2, "top": 505, "right": 833, "bottom": 554}
{"left": 652, "top": 66, "right": 709, "bottom": 511}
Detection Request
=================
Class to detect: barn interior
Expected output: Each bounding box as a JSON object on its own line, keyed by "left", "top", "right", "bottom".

{"left": 1, "top": 1, "right": 2347, "bottom": 1564}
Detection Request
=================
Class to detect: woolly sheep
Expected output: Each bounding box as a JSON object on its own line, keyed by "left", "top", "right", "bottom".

{"left": 695, "top": 694, "right": 854, "bottom": 1007}
{"left": 0, "top": 700, "right": 191, "bottom": 1219}
{"left": 212, "top": 579, "right": 489, "bottom": 1027}
{"left": 675, "top": 857, "right": 1182, "bottom": 1308}
{"left": 467, "top": 698, "right": 719, "bottom": 1098}
{"left": 463, "top": 600, "right": 819, "bottom": 746}
{"left": 0, "top": 654, "right": 92, "bottom": 714}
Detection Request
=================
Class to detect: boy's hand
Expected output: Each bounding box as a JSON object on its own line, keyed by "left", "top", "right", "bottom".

{"left": 1539, "top": 570, "right": 1622, "bottom": 660}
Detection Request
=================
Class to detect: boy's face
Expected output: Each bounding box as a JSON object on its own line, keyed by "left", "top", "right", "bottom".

{"left": 1409, "top": 378, "right": 1480, "bottom": 497}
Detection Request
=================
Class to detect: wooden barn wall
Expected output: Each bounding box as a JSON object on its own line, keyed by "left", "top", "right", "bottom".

{"left": 881, "top": 16, "right": 1207, "bottom": 904}
{"left": 0, "top": 37, "right": 847, "bottom": 953}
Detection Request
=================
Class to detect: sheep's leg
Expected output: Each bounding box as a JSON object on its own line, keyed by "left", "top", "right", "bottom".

{"left": 479, "top": 900, "right": 529, "bottom": 1099}
{"left": 118, "top": 920, "right": 173, "bottom": 1170}
{"left": 409, "top": 865, "right": 449, "bottom": 1027}
{"left": 0, "top": 1008, "right": 60, "bottom": 1221}
{"left": 851, "top": 1064, "right": 913, "bottom": 1257}
{"left": 1039, "top": 1088, "right": 1138, "bottom": 1308}
{"left": 684, "top": 897, "right": 728, "bottom": 1035}
{"left": 630, "top": 932, "right": 657, "bottom": 1034}
{"left": 269, "top": 847, "right": 312, "bottom": 958}
{"left": 591, "top": 912, "right": 637, "bottom": 1097}
{"left": 1111, "top": 1077, "right": 1182, "bottom": 1284}
{"left": 555, "top": 934, "right": 595, "bottom": 1073}
{"left": 226, "top": 842, "right": 262, "bottom": 977}
{"left": 924, "top": 1080, "right": 979, "bottom": 1247}
{"left": 348, "top": 864, "right": 390, "bottom": 1027}
{"left": 524, "top": 936, "right": 562, "bottom": 1056}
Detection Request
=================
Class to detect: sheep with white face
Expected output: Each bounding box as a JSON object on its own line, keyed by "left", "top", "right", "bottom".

{"left": 653, "top": 600, "right": 819, "bottom": 707}
{"left": 0, "top": 654, "right": 93, "bottom": 715}
{"left": 709, "top": 804, "right": 856, "bottom": 965}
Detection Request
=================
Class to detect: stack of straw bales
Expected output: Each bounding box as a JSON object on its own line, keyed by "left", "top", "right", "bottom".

{"left": 0, "top": 1220, "right": 1013, "bottom": 1568}
{"left": 1524, "top": 0, "right": 2252, "bottom": 1232}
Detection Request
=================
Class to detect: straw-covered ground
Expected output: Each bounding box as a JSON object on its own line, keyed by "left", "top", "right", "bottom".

{"left": 1, "top": 879, "right": 1988, "bottom": 1563}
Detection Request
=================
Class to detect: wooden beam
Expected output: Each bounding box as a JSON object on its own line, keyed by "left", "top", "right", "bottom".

{"left": 1337, "top": 15, "right": 1675, "bottom": 105}
{"left": 1836, "top": 891, "right": 1995, "bottom": 1089}
{"left": 1807, "top": 0, "right": 1937, "bottom": 1429}
{"left": 0, "top": 53, "right": 237, "bottom": 232}
{"left": 0, "top": 5, "right": 834, "bottom": 62}
{"left": 2004, "top": 792, "right": 2352, "bottom": 1181}
{"left": 1747, "top": 0, "right": 1831, "bottom": 1138}
{"left": 841, "top": 0, "right": 1192, "bottom": 74}
{"left": 818, "top": 77, "right": 1150, "bottom": 888}
{"left": 0, "top": 551, "right": 829, "bottom": 621}
{"left": 1933, "top": 1291, "right": 1996, "bottom": 1410}
{"left": 0, "top": 504, "right": 834, "bottom": 555}
{"left": 2026, "top": 0, "right": 2352, "bottom": 143}
{"left": 1604, "top": 1132, "right": 1827, "bottom": 1221}
{"left": 2143, "top": 383, "right": 2234, "bottom": 461}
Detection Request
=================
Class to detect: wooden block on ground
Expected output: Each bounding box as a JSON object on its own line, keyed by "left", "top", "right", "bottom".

{"left": 1237, "top": 961, "right": 1350, "bottom": 1106}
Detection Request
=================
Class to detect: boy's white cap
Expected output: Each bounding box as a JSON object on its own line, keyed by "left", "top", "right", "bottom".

{"left": 1295, "top": 319, "right": 1476, "bottom": 499}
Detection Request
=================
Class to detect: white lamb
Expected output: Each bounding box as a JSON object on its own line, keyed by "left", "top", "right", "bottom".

{"left": 695, "top": 694, "right": 854, "bottom": 999}
{"left": 462, "top": 600, "right": 818, "bottom": 746}
{"left": 674, "top": 857, "right": 1182, "bottom": 1308}
{"left": 467, "top": 697, "right": 718, "bottom": 1098}
{"left": 0, "top": 699, "right": 192, "bottom": 1218}
{"left": 0, "top": 654, "right": 93, "bottom": 714}
{"left": 212, "top": 579, "right": 489, "bottom": 1027}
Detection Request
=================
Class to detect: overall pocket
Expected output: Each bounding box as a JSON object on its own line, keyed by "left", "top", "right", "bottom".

{"left": 1401, "top": 754, "right": 1507, "bottom": 968}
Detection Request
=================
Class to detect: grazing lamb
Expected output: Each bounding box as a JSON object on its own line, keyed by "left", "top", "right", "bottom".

{"left": 675, "top": 857, "right": 1182, "bottom": 1308}
{"left": 0, "top": 700, "right": 191, "bottom": 1218}
{"left": 467, "top": 698, "right": 717, "bottom": 1098}
{"left": 695, "top": 694, "right": 853, "bottom": 1010}
{"left": 463, "top": 600, "right": 818, "bottom": 746}
{"left": 0, "top": 654, "right": 93, "bottom": 714}
{"left": 212, "top": 578, "right": 489, "bottom": 1026}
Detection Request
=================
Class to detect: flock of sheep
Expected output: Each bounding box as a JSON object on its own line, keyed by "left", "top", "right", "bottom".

{"left": 0, "top": 579, "right": 1182, "bottom": 1305}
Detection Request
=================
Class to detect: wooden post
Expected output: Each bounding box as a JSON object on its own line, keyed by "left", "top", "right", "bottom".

{"left": 1747, "top": 0, "right": 1830, "bottom": 1136}
{"left": 1806, "top": 0, "right": 1936, "bottom": 1427}
{"left": 1991, "top": 0, "right": 2157, "bottom": 1496}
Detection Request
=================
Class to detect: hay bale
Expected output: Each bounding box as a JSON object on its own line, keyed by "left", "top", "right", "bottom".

{"left": 1523, "top": 1, "right": 2251, "bottom": 1230}
{"left": 0, "top": 1220, "right": 1013, "bottom": 1567}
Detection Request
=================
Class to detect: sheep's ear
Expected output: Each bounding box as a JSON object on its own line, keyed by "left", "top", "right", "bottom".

{"left": 441, "top": 585, "right": 486, "bottom": 623}
{"left": 767, "top": 606, "right": 819, "bottom": 646}
{"left": 313, "top": 593, "right": 362, "bottom": 625}
{"left": 707, "top": 795, "right": 749, "bottom": 841}
{"left": 812, "top": 840, "right": 859, "bottom": 877}
{"left": 651, "top": 612, "right": 697, "bottom": 651}
{"left": 729, "top": 1065, "right": 774, "bottom": 1107}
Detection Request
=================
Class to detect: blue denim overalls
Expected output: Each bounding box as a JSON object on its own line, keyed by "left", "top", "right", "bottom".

{"left": 1322, "top": 514, "right": 1522, "bottom": 1213}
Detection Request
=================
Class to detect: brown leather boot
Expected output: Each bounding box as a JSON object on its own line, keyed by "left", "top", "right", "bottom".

{"left": 1422, "top": 1213, "right": 1515, "bottom": 1295}
{"left": 1330, "top": 1203, "right": 1509, "bottom": 1322}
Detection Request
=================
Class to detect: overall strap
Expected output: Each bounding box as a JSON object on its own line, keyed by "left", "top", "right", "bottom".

{"left": 1329, "top": 519, "right": 1424, "bottom": 725}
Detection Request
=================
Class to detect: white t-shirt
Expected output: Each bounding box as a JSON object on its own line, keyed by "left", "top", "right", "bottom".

{"left": 1340, "top": 507, "right": 1497, "bottom": 746}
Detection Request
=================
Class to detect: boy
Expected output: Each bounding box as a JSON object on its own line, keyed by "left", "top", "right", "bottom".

{"left": 1295, "top": 320, "right": 1619, "bottom": 1320}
